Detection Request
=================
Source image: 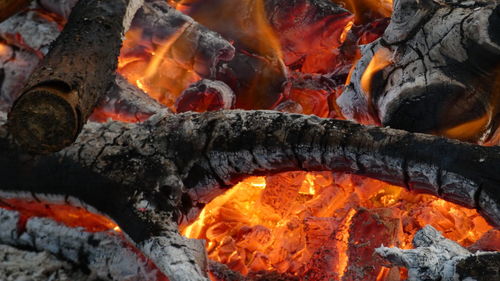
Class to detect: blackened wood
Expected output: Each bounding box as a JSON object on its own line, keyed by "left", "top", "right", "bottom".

{"left": 8, "top": 0, "right": 143, "bottom": 154}
{"left": 1, "top": 110, "right": 499, "bottom": 279}
{"left": 1, "top": 110, "right": 499, "bottom": 229}
{"left": 455, "top": 253, "right": 500, "bottom": 281}
{"left": 0, "top": 0, "right": 31, "bottom": 23}
{"left": 339, "top": 0, "right": 500, "bottom": 142}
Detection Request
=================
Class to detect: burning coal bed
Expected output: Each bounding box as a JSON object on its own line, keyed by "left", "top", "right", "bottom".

{"left": 0, "top": 0, "right": 499, "bottom": 281}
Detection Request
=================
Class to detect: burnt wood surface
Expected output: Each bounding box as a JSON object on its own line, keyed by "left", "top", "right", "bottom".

{"left": 339, "top": 0, "right": 500, "bottom": 143}
{"left": 1, "top": 110, "right": 499, "bottom": 280}
{"left": 7, "top": 0, "right": 144, "bottom": 154}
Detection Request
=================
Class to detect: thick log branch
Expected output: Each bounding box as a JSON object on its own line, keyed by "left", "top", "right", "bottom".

{"left": 1, "top": 110, "right": 499, "bottom": 279}
{"left": 339, "top": 0, "right": 500, "bottom": 142}
{"left": 8, "top": 0, "right": 144, "bottom": 154}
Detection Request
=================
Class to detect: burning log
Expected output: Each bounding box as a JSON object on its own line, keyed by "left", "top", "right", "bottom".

{"left": 119, "top": 0, "right": 235, "bottom": 108}
{"left": 376, "top": 225, "right": 500, "bottom": 281}
{"left": 0, "top": 0, "right": 31, "bottom": 23}
{"left": 0, "top": 208, "right": 164, "bottom": 280}
{"left": 91, "top": 74, "right": 168, "bottom": 123}
{"left": 175, "top": 79, "right": 235, "bottom": 113}
{"left": 1, "top": 108, "right": 499, "bottom": 279}
{"left": 339, "top": 0, "right": 500, "bottom": 143}
{"left": 8, "top": 0, "right": 144, "bottom": 154}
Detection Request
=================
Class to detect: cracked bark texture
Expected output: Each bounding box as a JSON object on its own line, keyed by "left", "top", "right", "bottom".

{"left": 376, "top": 225, "right": 500, "bottom": 281}
{"left": 1, "top": 109, "right": 500, "bottom": 280}
{"left": 8, "top": 0, "right": 144, "bottom": 154}
{"left": 338, "top": 0, "right": 500, "bottom": 142}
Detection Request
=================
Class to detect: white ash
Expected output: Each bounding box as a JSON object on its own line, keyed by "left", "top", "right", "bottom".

{"left": 0, "top": 244, "right": 93, "bottom": 281}
{"left": 38, "top": 0, "right": 79, "bottom": 19}
{"left": 140, "top": 235, "right": 209, "bottom": 281}
{"left": 0, "top": 9, "right": 60, "bottom": 54}
{"left": 0, "top": 6, "right": 61, "bottom": 110}
{"left": 0, "top": 208, "right": 160, "bottom": 281}
{"left": 376, "top": 225, "right": 498, "bottom": 281}
{"left": 122, "top": 0, "right": 145, "bottom": 34}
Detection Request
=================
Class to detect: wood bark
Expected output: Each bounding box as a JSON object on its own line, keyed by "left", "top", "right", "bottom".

{"left": 0, "top": 109, "right": 499, "bottom": 280}
{"left": 7, "top": 0, "right": 144, "bottom": 154}
{"left": 338, "top": 0, "right": 500, "bottom": 143}
{"left": 0, "top": 0, "right": 31, "bottom": 23}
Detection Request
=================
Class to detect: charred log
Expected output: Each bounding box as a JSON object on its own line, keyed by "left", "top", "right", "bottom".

{"left": 91, "top": 74, "right": 168, "bottom": 123}
{"left": 8, "top": 0, "right": 144, "bottom": 154}
{"left": 377, "top": 225, "right": 500, "bottom": 281}
{"left": 1, "top": 110, "right": 500, "bottom": 279}
{"left": 175, "top": 79, "right": 234, "bottom": 113}
{"left": 129, "top": 0, "right": 235, "bottom": 79}
{"left": 339, "top": 0, "right": 500, "bottom": 143}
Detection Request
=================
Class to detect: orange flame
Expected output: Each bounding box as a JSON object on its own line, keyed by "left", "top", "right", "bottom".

{"left": 0, "top": 42, "right": 11, "bottom": 58}
{"left": 360, "top": 46, "right": 393, "bottom": 96}
{"left": 118, "top": 25, "right": 201, "bottom": 109}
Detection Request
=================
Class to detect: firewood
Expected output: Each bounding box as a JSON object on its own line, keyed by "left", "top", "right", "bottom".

{"left": 376, "top": 225, "right": 500, "bottom": 281}
{"left": 0, "top": 208, "right": 207, "bottom": 281}
{"left": 1, "top": 109, "right": 499, "bottom": 280}
{"left": 91, "top": 74, "right": 168, "bottom": 123}
{"left": 0, "top": 0, "right": 31, "bottom": 23}
{"left": 8, "top": 0, "right": 144, "bottom": 154}
{"left": 175, "top": 79, "right": 235, "bottom": 113}
{"left": 339, "top": 0, "right": 500, "bottom": 143}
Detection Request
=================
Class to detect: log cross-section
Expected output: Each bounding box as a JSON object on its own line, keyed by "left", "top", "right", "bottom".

{"left": 8, "top": 0, "right": 144, "bottom": 154}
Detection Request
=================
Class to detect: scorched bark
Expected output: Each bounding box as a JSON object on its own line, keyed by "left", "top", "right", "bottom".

{"left": 339, "top": 0, "right": 500, "bottom": 142}
{"left": 0, "top": 109, "right": 499, "bottom": 281}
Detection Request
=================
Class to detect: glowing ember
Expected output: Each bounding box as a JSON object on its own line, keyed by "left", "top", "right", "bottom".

{"left": 182, "top": 172, "right": 494, "bottom": 280}
{"left": 118, "top": 25, "right": 201, "bottom": 109}
{"left": 0, "top": 198, "right": 119, "bottom": 233}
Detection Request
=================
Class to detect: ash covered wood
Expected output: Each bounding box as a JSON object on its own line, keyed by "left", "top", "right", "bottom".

{"left": 377, "top": 225, "right": 500, "bottom": 281}
{"left": 8, "top": 0, "right": 144, "bottom": 154}
{"left": 1, "top": 108, "right": 500, "bottom": 280}
{"left": 0, "top": 208, "right": 204, "bottom": 281}
{"left": 0, "top": 244, "right": 91, "bottom": 281}
{"left": 339, "top": 0, "right": 500, "bottom": 143}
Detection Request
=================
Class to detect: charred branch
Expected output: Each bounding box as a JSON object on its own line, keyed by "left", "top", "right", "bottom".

{"left": 377, "top": 225, "right": 500, "bottom": 281}
{"left": 8, "top": 0, "right": 144, "bottom": 154}
{"left": 0, "top": 109, "right": 499, "bottom": 240}
{"left": 0, "top": 208, "right": 207, "bottom": 281}
{"left": 339, "top": 0, "right": 500, "bottom": 143}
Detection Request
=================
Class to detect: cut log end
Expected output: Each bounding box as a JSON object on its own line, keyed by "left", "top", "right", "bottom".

{"left": 9, "top": 86, "right": 80, "bottom": 154}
